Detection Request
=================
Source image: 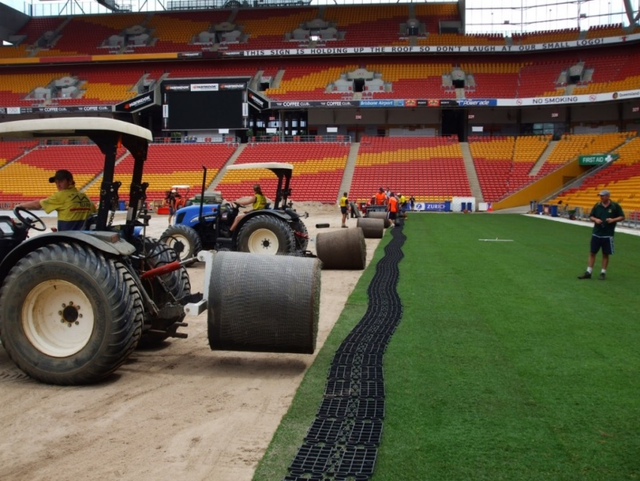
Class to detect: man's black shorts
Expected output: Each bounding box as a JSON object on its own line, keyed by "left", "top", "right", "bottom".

{"left": 340, "top": 206, "right": 348, "bottom": 214}
{"left": 590, "top": 235, "right": 614, "bottom": 255}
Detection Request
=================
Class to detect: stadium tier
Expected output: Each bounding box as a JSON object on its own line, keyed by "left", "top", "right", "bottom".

{"left": 0, "top": 5, "right": 636, "bottom": 59}
{"left": 3, "top": 47, "right": 640, "bottom": 106}
{"left": 2, "top": 132, "right": 640, "bottom": 215}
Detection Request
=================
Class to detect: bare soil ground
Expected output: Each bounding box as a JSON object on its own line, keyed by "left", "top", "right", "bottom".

{"left": 0, "top": 203, "right": 378, "bottom": 481}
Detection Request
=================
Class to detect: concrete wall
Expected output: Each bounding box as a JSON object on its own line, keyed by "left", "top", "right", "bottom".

{"left": 0, "top": 5, "right": 29, "bottom": 43}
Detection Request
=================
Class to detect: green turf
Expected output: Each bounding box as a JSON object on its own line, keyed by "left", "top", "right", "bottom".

{"left": 254, "top": 214, "right": 640, "bottom": 481}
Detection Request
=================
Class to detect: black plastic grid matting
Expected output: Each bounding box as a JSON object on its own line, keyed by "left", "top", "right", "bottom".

{"left": 284, "top": 226, "right": 406, "bottom": 481}
{"left": 324, "top": 379, "right": 385, "bottom": 398}
{"left": 289, "top": 443, "right": 335, "bottom": 473}
{"left": 335, "top": 341, "right": 387, "bottom": 355}
{"left": 305, "top": 418, "right": 346, "bottom": 443}
{"left": 335, "top": 446, "right": 378, "bottom": 477}
{"left": 328, "top": 364, "right": 383, "bottom": 381}
{"left": 316, "top": 397, "right": 385, "bottom": 421}
{"left": 348, "top": 419, "right": 383, "bottom": 445}
{"left": 331, "top": 352, "right": 384, "bottom": 367}
{"left": 357, "top": 398, "right": 385, "bottom": 420}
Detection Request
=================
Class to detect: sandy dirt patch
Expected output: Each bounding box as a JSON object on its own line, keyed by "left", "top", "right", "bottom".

{"left": 0, "top": 202, "right": 379, "bottom": 481}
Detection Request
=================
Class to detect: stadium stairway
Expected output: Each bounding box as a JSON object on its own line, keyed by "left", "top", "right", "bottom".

{"left": 460, "top": 143, "right": 483, "bottom": 201}
{"left": 529, "top": 140, "right": 558, "bottom": 176}
{"left": 338, "top": 142, "right": 360, "bottom": 203}
{"left": 207, "top": 143, "right": 247, "bottom": 195}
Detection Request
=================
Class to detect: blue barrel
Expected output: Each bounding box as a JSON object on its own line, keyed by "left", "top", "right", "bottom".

{"left": 549, "top": 204, "right": 559, "bottom": 217}
{"left": 118, "top": 200, "right": 126, "bottom": 210}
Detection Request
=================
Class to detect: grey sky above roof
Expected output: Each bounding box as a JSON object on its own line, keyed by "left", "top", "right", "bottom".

{"left": 1, "top": 0, "right": 638, "bottom": 34}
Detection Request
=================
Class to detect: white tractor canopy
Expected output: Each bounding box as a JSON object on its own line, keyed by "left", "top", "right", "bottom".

{"left": 225, "top": 163, "right": 294, "bottom": 208}
{"left": 225, "top": 162, "right": 293, "bottom": 173}
{"left": 0, "top": 117, "right": 153, "bottom": 235}
{"left": 0, "top": 117, "right": 152, "bottom": 141}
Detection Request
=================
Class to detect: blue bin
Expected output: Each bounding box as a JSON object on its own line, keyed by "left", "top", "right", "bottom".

{"left": 118, "top": 200, "right": 126, "bottom": 210}
{"left": 549, "top": 204, "right": 559, "bottom": 217}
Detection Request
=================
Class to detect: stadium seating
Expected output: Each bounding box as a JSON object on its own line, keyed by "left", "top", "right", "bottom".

{"left": 550, "top": 135, "right": 640, "bottom": 213}
{"left": 36, "top": 14, "right": 148, "bottom": 56}
{"left": 323, "top": 5, "right": 409, "bottom": 47}
{"left": 223, "top": 7, "right": 320, "bottom": 51}
{"left": 0, "top": 143, "right": 110, "bottom": 203}
{"left": 537, "top": 132, "right": 633, "bottom": 177}
{"left": 83, "top": 143, "right": 236, "bottom": 202}
{"left": 349, "top": 136, "right": 470, "bottom": 204}
{"left": 214, "top": 142, "right": 349, "bottom": 203}
{"left": 137, "top": 10, "right": 230, "bottom": 53}
{"left": 470, "top": 135, "right": 552, "bottom": 202}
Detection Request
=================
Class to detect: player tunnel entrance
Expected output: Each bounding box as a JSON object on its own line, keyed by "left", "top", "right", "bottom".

{"left": 441, "top": 109, "right": 467, "bottom": 141}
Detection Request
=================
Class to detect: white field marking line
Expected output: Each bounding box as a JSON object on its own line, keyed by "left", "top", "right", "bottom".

{"left": 478, "top": 238, "right": 514, "bottom": 242}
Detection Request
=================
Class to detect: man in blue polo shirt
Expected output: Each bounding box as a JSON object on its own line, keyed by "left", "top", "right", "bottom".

{"left": 577, "top": 189, "right": 625, "bottom": 281}
{"left": 17, "top": 169, "right": 96, "bottom": 231}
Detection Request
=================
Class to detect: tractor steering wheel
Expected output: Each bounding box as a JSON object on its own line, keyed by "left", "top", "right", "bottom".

{"left": 14, "top": 206, "right": 47, "bottom": 232}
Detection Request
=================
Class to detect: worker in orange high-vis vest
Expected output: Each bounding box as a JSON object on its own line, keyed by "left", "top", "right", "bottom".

{"left": 387, "top": 192, "right": 399, "bottom": 225}
{"left": 374, "top": 187, "right": 387, "bottom": 206}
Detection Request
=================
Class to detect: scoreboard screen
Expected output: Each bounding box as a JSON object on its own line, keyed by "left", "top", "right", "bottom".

{"left": 162, "top": 78, "right": 249, "bottom": 130}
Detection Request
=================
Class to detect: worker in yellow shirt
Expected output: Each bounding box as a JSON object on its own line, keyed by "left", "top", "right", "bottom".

{"left": 17, "top": 169, "right": 96, "bottom": 231}
{"left": 339, "top": 192, "right": 349, "bottom": 228}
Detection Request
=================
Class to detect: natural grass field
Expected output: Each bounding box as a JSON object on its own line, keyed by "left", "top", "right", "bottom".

{"left": 255, "top": 213, "right": 640, "bottom": 481}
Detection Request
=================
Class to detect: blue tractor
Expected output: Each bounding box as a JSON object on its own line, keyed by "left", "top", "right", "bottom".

{"left": 161, "top": 162, "right": 310, "bottom": 259}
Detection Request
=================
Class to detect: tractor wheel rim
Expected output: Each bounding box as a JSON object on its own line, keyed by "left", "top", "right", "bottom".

{"left": 247, "top": 228, "right": 279, "bottom": 254}
{"left": 166, "top": 234, "right": 190, "bottom": 254}
{"left": 22, "top": 280, "right": 94, "bottom": 357}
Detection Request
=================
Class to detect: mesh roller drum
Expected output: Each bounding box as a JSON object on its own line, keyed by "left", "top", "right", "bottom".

{"left": 316, "top": 227, "right": 366, "bottom": 270}
{"left": 356, "top": 218, "right": 385, "bottom": 239}
{"left": 207, "top": 251, "right": 321, "bottom": 354}
{"left": 366, "top": 211, "right": 391, "bottom": 227}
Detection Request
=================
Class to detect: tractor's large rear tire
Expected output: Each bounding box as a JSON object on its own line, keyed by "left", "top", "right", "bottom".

{"left": 134, "top": 237, "right": 191, "bottom": 348}
{"left": 161, "top": 224, "right": 202, "bottom": 261}
{"left": 316, "top": 227, "right": 367, "bottom": 270}
{"left": 207, "top": 251, "right": 321, "bottom": 354}
{"left": 0, "top": 243, "right": 143, "bottom": 385}
{"left": 237, "top": 215, "right": 296, "bottom": 255}
{"left": 291, "top": 219, "right": 309, "bottom": 251}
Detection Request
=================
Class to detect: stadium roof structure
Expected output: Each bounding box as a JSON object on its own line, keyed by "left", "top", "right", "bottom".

{"left": 1, "top": 0, "right": 638, "bottom": 34}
